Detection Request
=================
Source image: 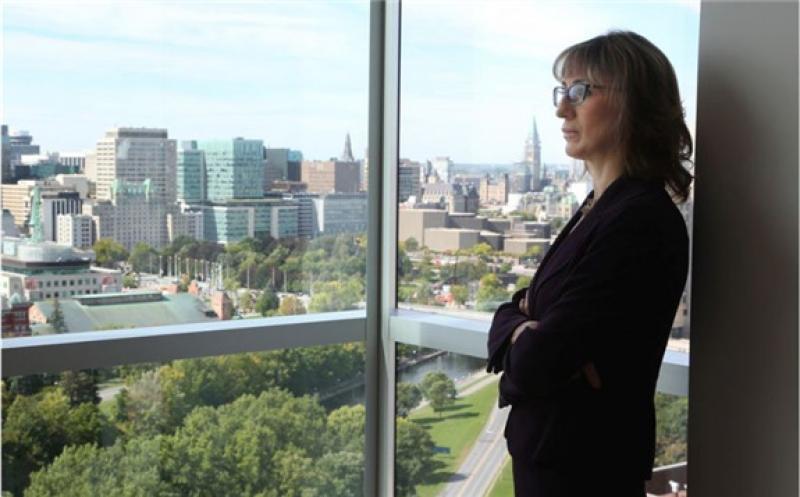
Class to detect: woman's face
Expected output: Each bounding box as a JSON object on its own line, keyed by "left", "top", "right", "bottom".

{"left": 556, "top": 73, "right": 621, "bottom": 167}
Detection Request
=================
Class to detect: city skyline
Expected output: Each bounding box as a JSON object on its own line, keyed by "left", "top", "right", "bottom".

{"left": 3, "top": 1, "right": 699, "bottom": 165}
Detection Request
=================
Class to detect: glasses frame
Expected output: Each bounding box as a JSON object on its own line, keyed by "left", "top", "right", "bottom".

{"left": 553, "top": 81, "right": 607, "bottom": 107}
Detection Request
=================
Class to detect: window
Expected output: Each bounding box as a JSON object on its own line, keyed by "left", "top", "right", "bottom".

{"left": 1, "top": 3, "right": 697, "bottom": 496}
{"left": 395, "top": 2, "right": 697, "bottom": 494}
{"left": 2, "top": 344, "right": 367, "bottom": 496}
{"left": 2, "top": 0, "right": 369, "bottom": 337}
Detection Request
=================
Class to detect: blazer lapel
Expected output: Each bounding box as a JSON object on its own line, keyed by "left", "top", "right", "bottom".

{"left": 529, "top": 176, "right": 647, "bottom": 296}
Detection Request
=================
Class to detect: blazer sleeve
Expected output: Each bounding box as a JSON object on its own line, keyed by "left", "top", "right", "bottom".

{"left": 486, "top": 287, "right": 530, "bottom": 374}
{"left": 504, "top": 208, "right": 665, "bottom": 398}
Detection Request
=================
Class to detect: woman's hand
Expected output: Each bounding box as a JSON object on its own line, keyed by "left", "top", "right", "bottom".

{"left": 518, "top": 289, "right": 530, "bottom": 316}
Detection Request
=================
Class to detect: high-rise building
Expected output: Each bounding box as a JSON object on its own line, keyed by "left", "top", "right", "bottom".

{"left": 41, "top": 191, "right": 83, "bottom": 242}
{"left": 94, "top": 128, "right": 176, "bottom": 204}
{"left": 57, "top": 214, "right": 94, "bottom": 249}
{"left": 399, "top": 160, "right": 422, "bottom": 202}
{"left": 430, "top": 156, "right": 453, "bottom": 184}
{"left": 264, "top": 148, "right": 290, "bottom": 192}
{"left": 1, "top": 180, "right": 80, "bottom": 231}
{"left": 88, "top": 179, "right": 168, "bottom": 250}
{"left": 200, "top": 138, "right": 264, "bottom": 202}
{"left": 312, "top": 193, "right": 368, "bottom": 235}
{"left": 57, "top": 152, "right": 87, "bottom": 172}
{"left": 200, "top": 198, "right": 298, "bottom": 244}
{"left": 301, "top": 160, "right": 360, "bottom": 194}
{"left": 177, "top": 141, "right": 206, "bottom": 203}
{"left": 1, "top": 125, "right": 11, "bottom": 183}
{"left": 287, "top": 150, "right": 303, "bottom": 182}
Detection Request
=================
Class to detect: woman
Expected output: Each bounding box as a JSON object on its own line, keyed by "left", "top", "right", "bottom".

{"left": 487, "top": 31, "right": 692, "bottom": 496}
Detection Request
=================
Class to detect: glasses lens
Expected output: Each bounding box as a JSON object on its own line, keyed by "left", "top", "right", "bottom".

{"left": 568, "top": 83, "right": 587, "bottom": 104}
{"left": 553, "top": 87, "right": 566, "bottom": 107}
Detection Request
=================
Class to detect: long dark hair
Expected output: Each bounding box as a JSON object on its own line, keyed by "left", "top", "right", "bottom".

{"left": 553, "top": 30, "right": 694, "bottom": 202}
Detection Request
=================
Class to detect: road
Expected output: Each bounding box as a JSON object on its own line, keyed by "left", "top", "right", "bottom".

{"left": 436, "top": 397, "right": 509, "bottom": 497}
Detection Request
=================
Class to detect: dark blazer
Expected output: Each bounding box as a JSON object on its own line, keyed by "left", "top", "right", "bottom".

{"left": 486, "top": 175, "right": 689, "bottom": 480}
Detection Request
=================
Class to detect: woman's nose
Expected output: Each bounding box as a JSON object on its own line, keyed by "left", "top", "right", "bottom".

{"left": 555, "top": 98, "right": 573, "bottom": 119}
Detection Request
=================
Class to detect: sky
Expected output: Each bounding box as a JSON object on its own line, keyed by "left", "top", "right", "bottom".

{"left": 2, "top": 0, "right": 699, "bottom": 165}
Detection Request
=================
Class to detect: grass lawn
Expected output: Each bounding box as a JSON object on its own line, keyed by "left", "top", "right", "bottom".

{"left": 408, "top": 378, "right": 498, "bottom": 497}
{"left": 486, "top": 456, "right": 513, "bottom": 497}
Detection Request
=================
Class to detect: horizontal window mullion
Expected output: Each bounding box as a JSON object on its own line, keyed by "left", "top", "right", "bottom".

{"left": 2, "top": 311, "right": 365, "bottom": 377}
{"left": 389, "top": 310, "right": 689, "bottom": 396}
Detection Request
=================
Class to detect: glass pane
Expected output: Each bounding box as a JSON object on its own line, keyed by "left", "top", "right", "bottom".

{"left": 2, "top": 1, "right": 369, "bottom": 337}
{"left": 2, "top": 342, "right": 368, "bottom": 496}
{"left": 396, "top": 1, "right": 698, "bottom": 352}
{"left": 394, "top": 346, "right": 496, "bottom": 496}
{"left": 397, "top": 2, "right": 698, "bottom": 496}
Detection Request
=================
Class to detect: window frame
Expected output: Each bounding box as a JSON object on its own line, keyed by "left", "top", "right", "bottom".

{"left": 0, "top": 2, "right": 689, "bottom": 496}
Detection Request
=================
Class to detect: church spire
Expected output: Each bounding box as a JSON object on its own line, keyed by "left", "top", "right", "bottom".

{"left": 341, "top": 132, "right": 354, "bottom": 162}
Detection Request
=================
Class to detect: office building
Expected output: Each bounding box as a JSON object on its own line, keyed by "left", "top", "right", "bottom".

{"left": 312, "top": 192, "right": 368, "bottom": 235}
{"left": 41, "top": 191, "right": 83, "bottom": 242}
{"left": 57, "top": 214, "right": 94, "bottom": 249}
{"left": 1, "top": 125, "right": 10, "bottom": 182}
{"left": 200, "top": 138, "right": 264, "bottom": 202}
{"left": 94, "top": 127, "right": 176, "bottom": 204}
{"left": 201, "top": 198, "right": 299, "bottom": 244}
{"left": 177, "top": 141, "right": 206, "bottom": 203}
{"left": 398, "top": 160, "right": 422, "bottom": 202}
{"left": 301, "top": 160, "right": 360, "bottom": 194}
{"left": 423, "top": 228, "right": 480, "bottom": 252}
{"left": 1, "top": 180, "right": 80, "bottom": 231}
{"left": 398, "top": 208, "right": 448, "bottom": 247}
{"left": 0, "top": 237, "right": 122, "bottom": 303}
{"left": 430, "top": 156, "right": 453, "bottom": 184}
{"left": 88, "top": 179, "right": 168, "bottom": 250}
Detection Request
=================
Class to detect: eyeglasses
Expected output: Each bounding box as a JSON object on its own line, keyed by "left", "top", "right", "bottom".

{"left": 553, "top": 82, "right": 606, "bottom": 107}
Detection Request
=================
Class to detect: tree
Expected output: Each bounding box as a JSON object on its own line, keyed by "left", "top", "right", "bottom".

{"left": 396, "top": 382, "right": 422, "bottom": 417}
{"left": 239, "top": 290, "right": 253, "bottom": 314}
{"left": 128, "top": 242, "right": 158, "bottom": 274}
{"left": 255, "top": 287, "right": 280, "bottom": 316}
{"left": 449, "top": 284, "right": 468, "bottom": 306}
{"left": 2, "top": 390, "right": 105, "bottom": 495}
{"left": 475, "top": 273, "right": 509, "bottom": 312}
{"left": 59, "top": 369, "right": 100, "bottom": 406}
{"left": 395, "top": 417, "right": 435, "bottom": 496}
{"left": 515, "top": 275, "right": 532, "bottom": 290}
{"left": 48, "top": 299, "right": 68, "bottom": 334}
{"left": 93, "top": 239, "right": 129, "bottom": 268}
{"left": 419, "top": 371, "right": 456, "bottom": 416}
{"left": 122, "top": 274, "right": 138, "bottom": 289}
{"left": 24, "top": 437, "right": 165, "bottom": 497}
{"left": 404, "top": 237, "right": 419, "bottom": 252}
{"left": 277, "top": 295, "right": 307, "bottom": 316}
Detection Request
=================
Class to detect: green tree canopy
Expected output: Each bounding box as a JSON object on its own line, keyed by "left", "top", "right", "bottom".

{"left": 128, "top": 242, "right": 158, "bottom": 274}
{"left": 92, "top": 239, "right": 129, "bottom": 268}
{"left": 59, "top": 370, "right": 99, "bottom": 406}
{"left": 419, "top": 372, "right": 456, "bottom": 416}
{"left": 255, "top": 286, "right": 280, "bottom": 316}
{"left": 48, "top": 299, "right": 68, "bottom": 334}
{"left": 404, "top": 237, "right": 419, "bottom": 251}
{"left": 278, "top": 295, "right": 307, "bottom": 316}
{"left": 475, "top": 273, "right": 510, "bottom": 312}
{"left": 396, "top": 382, "right": 422, "bottom": 417}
